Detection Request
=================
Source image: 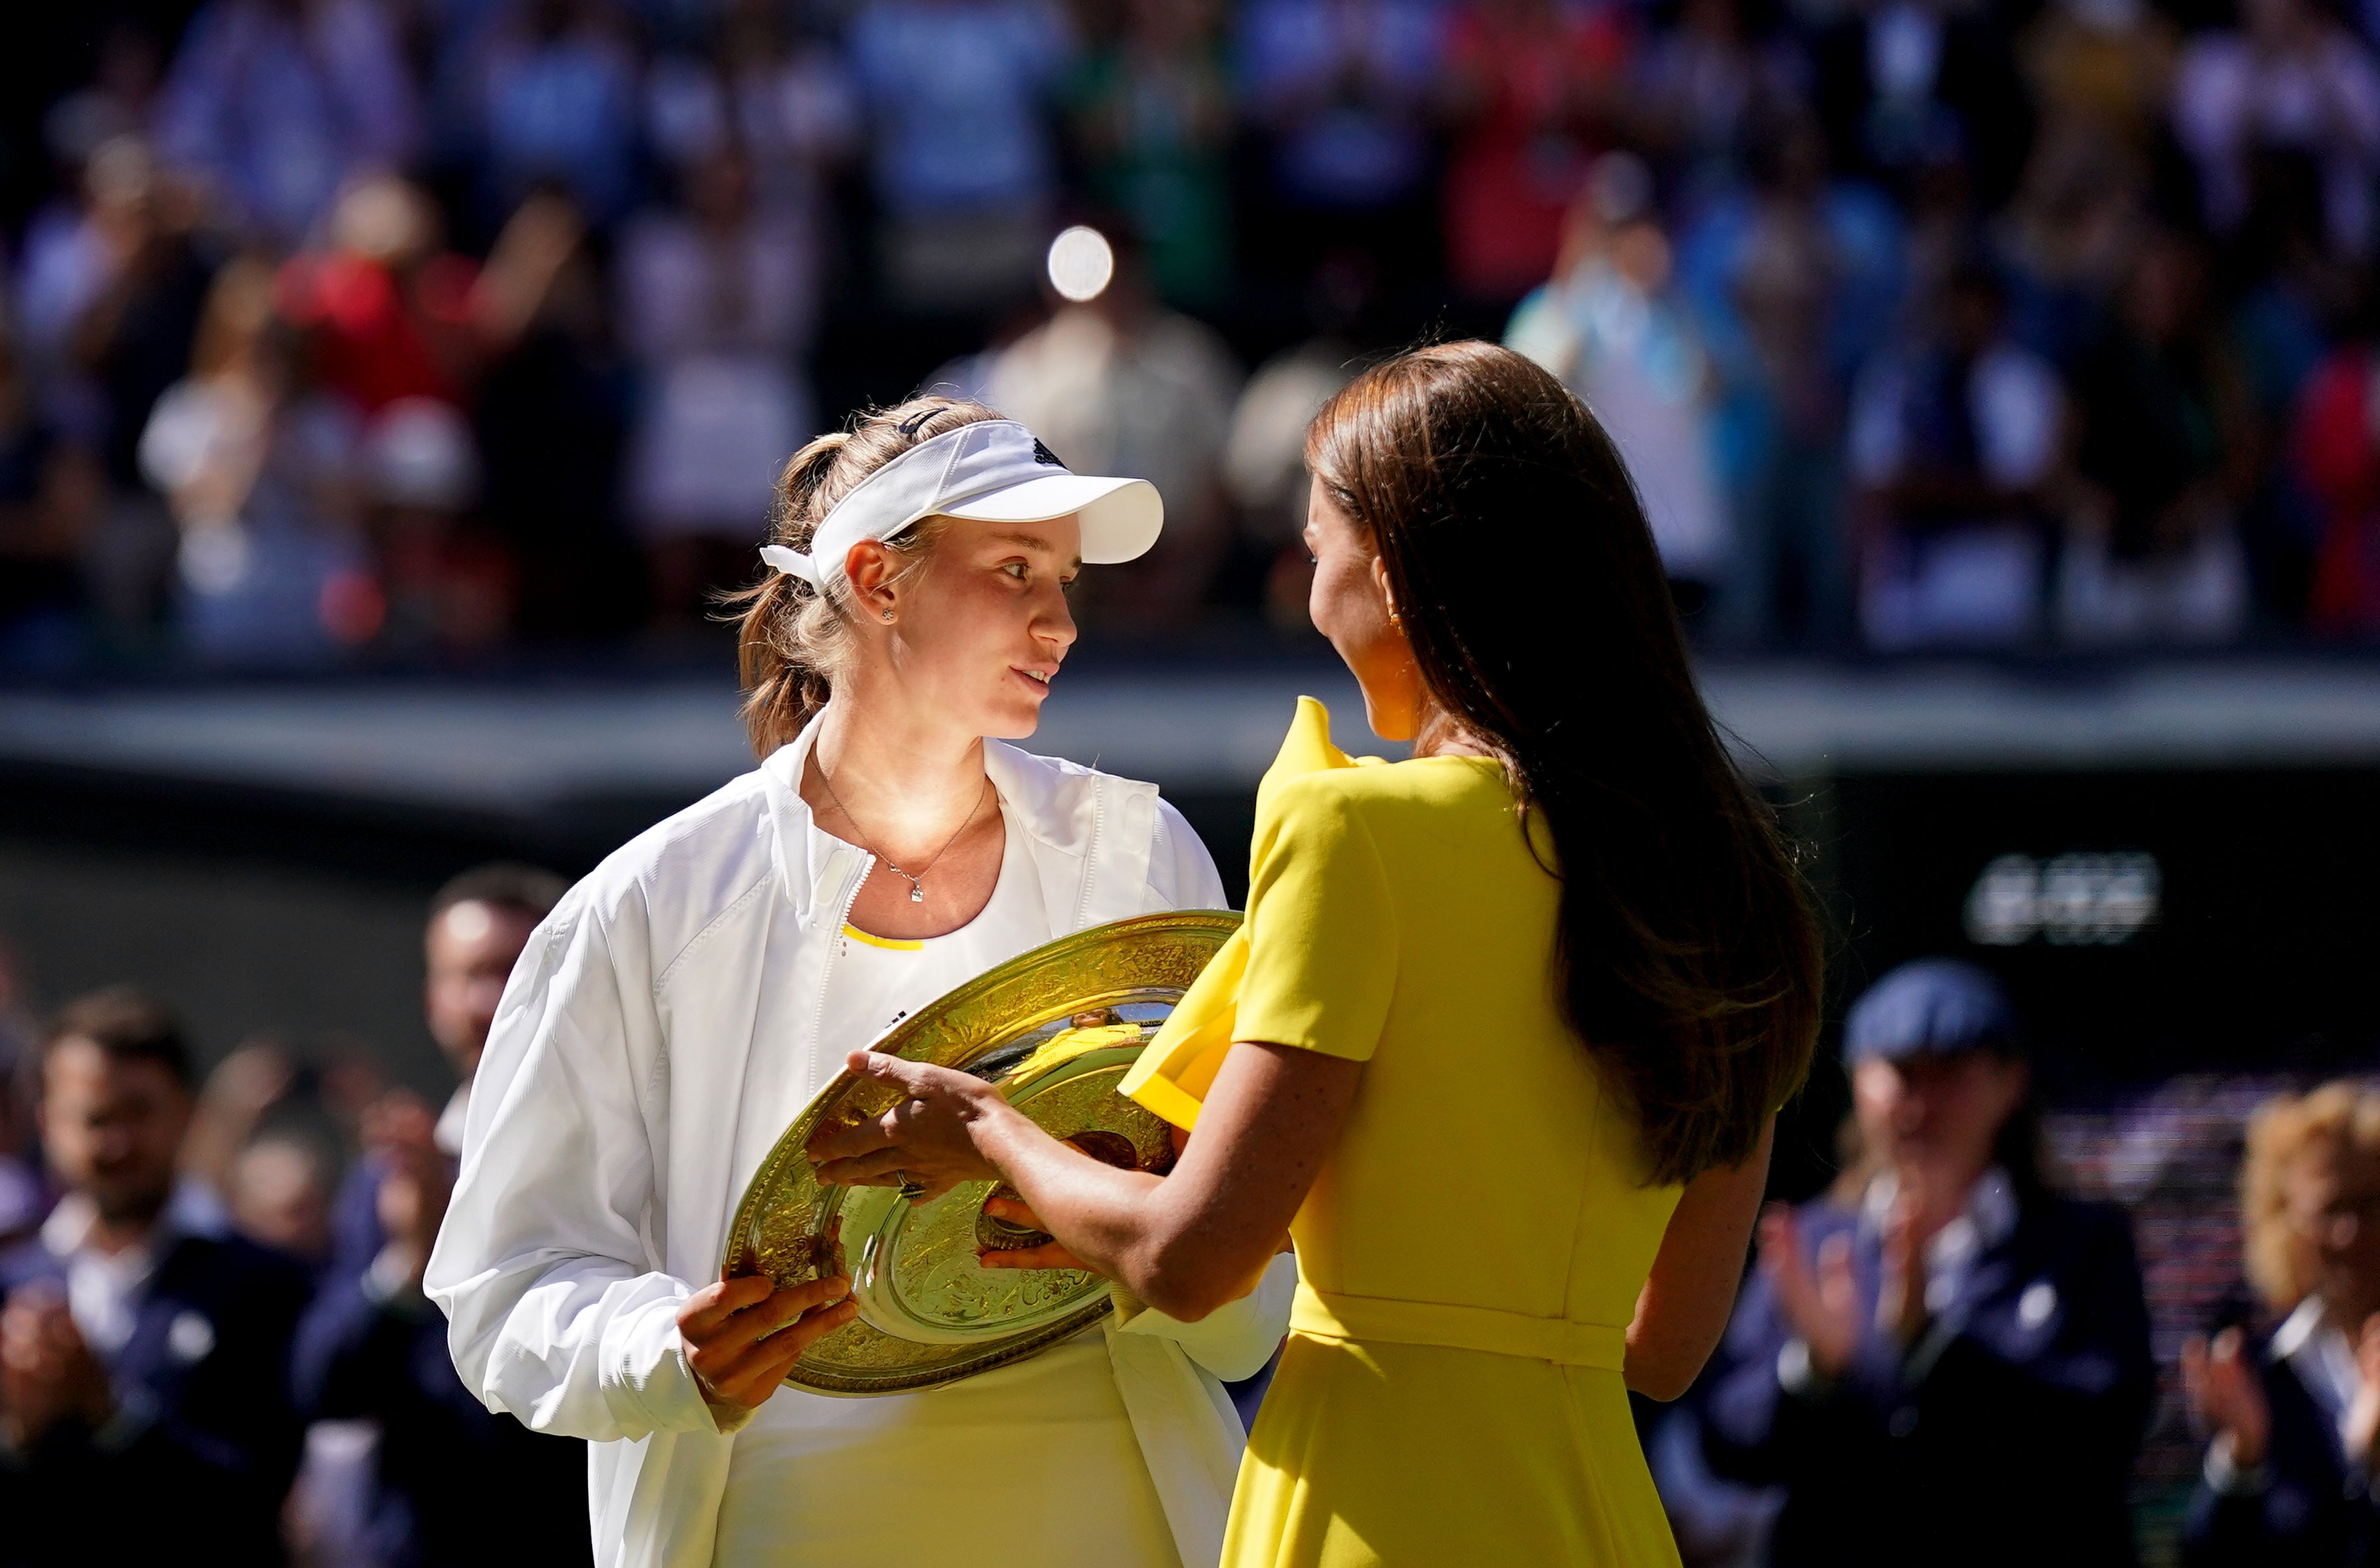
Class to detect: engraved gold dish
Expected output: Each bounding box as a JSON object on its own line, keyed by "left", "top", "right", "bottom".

{"left": 722, "top": 909, "right": 1239, "bottom": 1396}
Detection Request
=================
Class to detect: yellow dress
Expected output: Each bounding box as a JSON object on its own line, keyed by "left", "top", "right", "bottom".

{"left": 1123, "top": 698, "right": 1685, "bottom": 1568}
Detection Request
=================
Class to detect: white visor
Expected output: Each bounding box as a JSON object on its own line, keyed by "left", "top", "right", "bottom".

{"left": 758, "top": 419, "right": 1162, "bottom": 593}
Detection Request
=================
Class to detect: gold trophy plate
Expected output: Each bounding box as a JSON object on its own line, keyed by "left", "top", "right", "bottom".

{"left": 722, "top": 909, "right": 1239, "bottom": 1396}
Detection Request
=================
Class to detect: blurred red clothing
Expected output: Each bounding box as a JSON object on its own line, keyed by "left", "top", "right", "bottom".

{"left": 2293, "top": 348, "right": 2380, "bottom": 634}
{"left": 276, "top": 251, "right": 480, "bottom": 414}
{"left": 1441, "top": 0, "right": 1630, "bottom": 299}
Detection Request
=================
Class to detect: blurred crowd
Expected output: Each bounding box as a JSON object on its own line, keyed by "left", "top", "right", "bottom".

{"left": 11, "top": 0, "right": 2380, "bottom": 663}
{"left": 4, "top": 881, "right": 2380, "bottom": 1564}
{"left": 1646, "top": 961, "right": 2380, "bottom": 1568}
{"left": 0, "top": 865, "right": 590, "bottom": 1567}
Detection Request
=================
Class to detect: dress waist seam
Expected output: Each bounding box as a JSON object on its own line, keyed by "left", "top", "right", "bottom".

{"left": 1289, "top": 1285, "right": 1626, "bottom": 1370}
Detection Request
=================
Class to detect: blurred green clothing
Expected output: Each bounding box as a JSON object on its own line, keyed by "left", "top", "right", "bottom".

{"left": 1068, "top": 42, "right": 1235, "bottom": 307}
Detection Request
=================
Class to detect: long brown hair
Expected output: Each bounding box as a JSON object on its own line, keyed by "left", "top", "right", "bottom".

{"left": 728, "top": 396, "right": 1003, "bottom": 756}
{"left": 1306, "top": 341, "right": 1821, "bottom": 1185}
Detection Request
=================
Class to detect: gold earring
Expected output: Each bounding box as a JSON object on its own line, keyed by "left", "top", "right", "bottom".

{"left": 1388, "top": 608, "right": 1402, "bottom": 627}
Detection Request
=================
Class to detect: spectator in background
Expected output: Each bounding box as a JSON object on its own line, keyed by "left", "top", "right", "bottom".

{"left": 2000, "top": 0, "right": 2170, "bottom": 361}
{"left": 0, "top": 987, "right": 312, "bottom": 1566}
{"left": 1804, "top": 0, "right": 2035, "bottom": 209}
{"left": 619, "top": 144, "right": 818, "bottom": 627}
{"left": 1995, "top": 131, "right": 2151, "bottom": 375}
{"left": 20, "top": 120, "right": 157, "bottom": 402}
{"left": 470, "top": 190, "right": 643, "bottom": 639}
{"left": 0, "top": 941, "right": 41, "bottom": 1248}
{"left": 849, "top": 0, "right": 1073, "bottom": 313}
{"left": 2061, "top": 233, "right": 2254, "bottom": 644}
{"left": 358, "top": 394, "right": 512, "bottom": 653}
{"left": 57, "top": 140, "right": 216, "bottom": 644}
{"left": 277, "top": 175, "right": 484, "bottom": 420}
{"left": 61, "top": 140, "right": 214, "bottom": 483}
{"left": 179, "top": 1038, "right": 306, "bottom": 1207}
{"left": 2223, "top": 148, "right": 2348, "bottom": 627}
{"left": 986, "top": 224, "right": 1241, "bottom": 629}
{"left": 38, "top": 24, "right": 164, "bottom": 180}
{"left": 1631, "top": 0, "right": 1806, "bottom": 214}
{"left": 2021, "top": 0, "right": 2176, "bottom": 156}
{"left": 1066, "top": 0, "right": 1237, "bottom": 310}
{"left": 2293, "top": 310, "right": 2380, "bottom": 634}
{"left": 1437, "top": 0, "right": 1631, "bottom": 305}
{"left": 1847, "top": 257, "right": 2065, "bottom": 649}
{"left": 1700, "top": 959, "right": 2155, "bottom": 1568}
{"left": 1683, "top": 114, "right": 1900, "bottom": 646}
{"left": 173, "top": 1035, "right": 382, "bottom": 1568}
{"left": 138, "top": 255, "right": 374, "bottom": 663}
{"left": 1509, "top": 154, "right": 1732, "bottom": 603}
{"left": 2172, "top": 0, "right": 2380, "bottom": 261}
{"left": 644, "top": 0, "right": 857, "bottom": 249}
{"left": 467, "top": 0, "right": 645, "bottom": 230}
{"left": 226, "top": 1134, "right": 337, "bottom": 1271}
{"left": 296, "top": 863, "right": 583, "bottom": 1568}
{"left": 1223, "top": 255, "right": 1372, "bottom": 629}
{"left": 0, "top": 327, "right": 104, "bottom": 669}
{"left": 154, "top": 0, "right": 421, "bottom": 246}
{"left": 1239, "top": 0, "right": 1443, "bottom": 295}
{"left": 2181, "top": 1080, "right": 2380, "bottom": 1565}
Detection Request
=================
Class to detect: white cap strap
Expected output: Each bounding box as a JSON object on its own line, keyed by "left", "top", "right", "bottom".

{"left": 758, "top": 544, "right": 814, "bottom": 580}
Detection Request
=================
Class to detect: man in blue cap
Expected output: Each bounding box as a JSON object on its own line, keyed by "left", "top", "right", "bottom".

{"left": 1697, "top": 958, "right": 2155, "bottom": 1566}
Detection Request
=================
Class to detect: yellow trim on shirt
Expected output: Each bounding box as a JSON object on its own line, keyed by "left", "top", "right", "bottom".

{"left": 841, "top": 924, "right": 923, "bottom": 951}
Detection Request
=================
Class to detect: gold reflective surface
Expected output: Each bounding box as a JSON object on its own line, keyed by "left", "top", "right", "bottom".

{"left": 723, "top": 909, "right": 1240, "bottom": 1396}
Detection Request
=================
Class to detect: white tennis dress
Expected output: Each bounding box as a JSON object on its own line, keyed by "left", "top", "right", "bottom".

{"left": 712, "top": 804, "right": 1180, "bottom": 1564}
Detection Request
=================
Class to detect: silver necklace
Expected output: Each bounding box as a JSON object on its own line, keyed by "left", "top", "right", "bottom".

{"left": 818, "top": 770, "right": 991, "bottom": 903}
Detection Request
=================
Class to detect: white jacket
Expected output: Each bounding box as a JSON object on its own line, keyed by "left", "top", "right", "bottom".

{"left": 426, "top": 715, "right": 1292, "bottom": 1568}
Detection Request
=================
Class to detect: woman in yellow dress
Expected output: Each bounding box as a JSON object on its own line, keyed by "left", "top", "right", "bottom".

{"left": 814, "top": 341, "right": 1824, "bottom": 1565}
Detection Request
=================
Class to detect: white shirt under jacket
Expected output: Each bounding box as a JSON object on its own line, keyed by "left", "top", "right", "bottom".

{"left": 424, "top": 710, "right": 1295, "bottom": 1568}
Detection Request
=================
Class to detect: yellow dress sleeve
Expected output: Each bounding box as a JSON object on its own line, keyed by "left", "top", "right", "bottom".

{"left": 1123, "top": 716, "right": 1398, "bottom": 1129}
{"left": 1233, "top": 772, "right": 1397, "bottom": 1063}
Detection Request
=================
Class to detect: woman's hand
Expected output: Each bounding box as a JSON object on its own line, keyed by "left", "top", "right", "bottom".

{"left": 676, "top": 1273, "right": 855, "bottom": 1424}
{"left": 808, "top": 1050, "right": 1019, "bottom": 1201}
{"left": 976, "top": 1193, "right": 1092, "bottom": 1273}
{"left": 2182, "top": 1325, "right": 2272, "bottom": 1471}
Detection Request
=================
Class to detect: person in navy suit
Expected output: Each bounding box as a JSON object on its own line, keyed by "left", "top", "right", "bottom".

{"left": 2180, "top": 1080, "right": 2380, "bottom": 1567}
{"left": 1698, "top": 959, "right": 2156, "bottom": 1567}
{"left": 293, "top": 863, "right": 590, "bottom": 1568}
{"left": 0, "top": 987, "right": 311, "bottom": 1567}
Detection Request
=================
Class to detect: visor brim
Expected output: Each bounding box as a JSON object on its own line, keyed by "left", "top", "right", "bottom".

{"left": 939, "top": 474, "right": 1164, "bottom": 563}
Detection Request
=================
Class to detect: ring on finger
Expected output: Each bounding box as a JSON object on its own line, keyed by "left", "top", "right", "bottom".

{"left": 895, "top": 1169, "right": 927, "bottom": 1201}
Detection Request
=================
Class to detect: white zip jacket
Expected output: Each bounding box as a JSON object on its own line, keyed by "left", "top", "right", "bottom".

{"left": 426, "top": 712, "right": 1294, "bottom": 1568}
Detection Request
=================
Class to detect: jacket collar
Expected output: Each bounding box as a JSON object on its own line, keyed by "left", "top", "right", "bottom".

{"left": 756, "top": 705, "right": 1149, "bottom": 933}
{"left": 39, "top": 1179, "right": 229, "bottom": 1264}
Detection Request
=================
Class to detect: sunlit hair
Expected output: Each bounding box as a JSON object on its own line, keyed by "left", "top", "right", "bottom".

{"left": 1305, "top": 341, "right": 1822, "bottom": 1185}
{"left": 726, "top": 397, "right": 1003, "bottom": 756}
{"left": 2240, "top": 1080, "right": 2380, "bottom": 1311}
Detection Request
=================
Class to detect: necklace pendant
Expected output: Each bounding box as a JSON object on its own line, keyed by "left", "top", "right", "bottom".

{"left": 909, "top": 883, "right": 925, "bottom": 903}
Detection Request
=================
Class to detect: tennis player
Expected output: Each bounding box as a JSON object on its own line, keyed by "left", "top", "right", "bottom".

{"left": 426, "top": 399, "right": 1292, "bottom": 1568}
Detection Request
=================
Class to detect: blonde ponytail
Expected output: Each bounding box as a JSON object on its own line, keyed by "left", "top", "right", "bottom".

{"left": 726, "top": 397, "right": 1002, "bottom": 757}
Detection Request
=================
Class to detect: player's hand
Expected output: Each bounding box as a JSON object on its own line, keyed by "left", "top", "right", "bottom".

{"left": 676, "top": 1274, "right": 855, "bottom": 1421}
